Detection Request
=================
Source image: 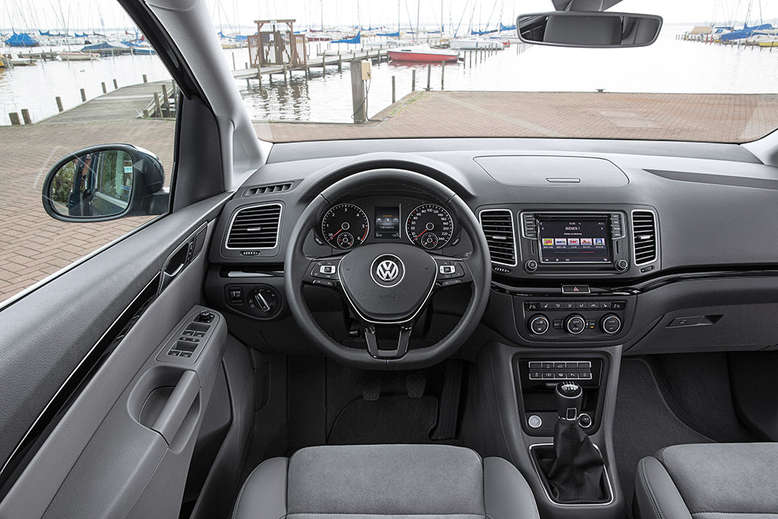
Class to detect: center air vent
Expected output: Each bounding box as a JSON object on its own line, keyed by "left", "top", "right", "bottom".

{"left": 632, "top": 210, "right": 657, "bottom": 264}
{"left": 479, "top": 209, "right": 517, "bottom": 266}
{"left": 226, "top": 204, "right": 282, "bottom": 250}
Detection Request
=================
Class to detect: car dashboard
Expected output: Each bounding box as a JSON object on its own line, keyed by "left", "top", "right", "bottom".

{"left": 204, "top": 137, "right": 778, "bottom": 358}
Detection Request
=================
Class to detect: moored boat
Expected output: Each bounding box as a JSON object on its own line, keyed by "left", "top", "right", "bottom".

{"left": 58, "top": 51, "right": 100, "bottom": 61}
{"left": 388, "top": 48, "right": 458, "bottom": 63}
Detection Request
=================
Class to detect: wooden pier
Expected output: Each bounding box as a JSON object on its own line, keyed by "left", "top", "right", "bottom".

{"left": 232, "top": 48, "right": 391, "bottom": 83}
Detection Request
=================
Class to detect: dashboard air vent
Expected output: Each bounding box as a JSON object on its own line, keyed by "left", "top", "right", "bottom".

{"left": 521, "top": 213, "right": 537, "bottom": 239}
{"left": 244, "top": 182, "right": 294, "bottom": 196}
{"left": 226, "top": 204, "right": 282, "bottom": 249}
{"left": 479, "top": 209, "right": 517, "bottom": 266}
{"left": 632, "top": 210, "right": 657, "bottom": 264}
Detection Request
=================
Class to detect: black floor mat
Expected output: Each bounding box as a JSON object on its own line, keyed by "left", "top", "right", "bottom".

{"left": 327, "top": 395, "right": 439, "bottom": 445}
{"left": 614, "top": 359, "right": 711, "bottom": 512}
{"left": 650, "top": 354, "right": 756, "bottom": 443}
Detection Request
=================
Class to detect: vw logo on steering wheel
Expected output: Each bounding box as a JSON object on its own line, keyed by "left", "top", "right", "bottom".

{"left": 376, "top": 260, "right": 399, "bottom": 281}
{"left": 370, "top": 254, "right": 405, "bottom": 287}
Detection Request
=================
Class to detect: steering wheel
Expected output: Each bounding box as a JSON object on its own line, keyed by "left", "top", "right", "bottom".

{"left": 284, "top": 168, "right": 491, "bottom": 369}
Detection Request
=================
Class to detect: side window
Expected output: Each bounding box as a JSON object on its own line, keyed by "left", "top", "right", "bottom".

{"left": 0, "top": 4, "right": 175, "bottom": 302}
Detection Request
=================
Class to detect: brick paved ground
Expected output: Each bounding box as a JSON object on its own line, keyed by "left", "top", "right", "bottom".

{"left": 256, "top": 91, "right": 778, "bottom": 143}
{"left": 3, "top": 90, "right": 778, "bottom": 301}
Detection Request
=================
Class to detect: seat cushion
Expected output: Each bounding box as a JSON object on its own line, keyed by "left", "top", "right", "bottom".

{"left": 635, "top": 443, "right": 778, "bottom": 519}
{"left": 232, "top": 444, "right": 540, "bottom": 519}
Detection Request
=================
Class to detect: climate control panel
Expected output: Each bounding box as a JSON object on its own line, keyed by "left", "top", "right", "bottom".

{"left": 517, "top": 297, "right": 633, "bottom": 342}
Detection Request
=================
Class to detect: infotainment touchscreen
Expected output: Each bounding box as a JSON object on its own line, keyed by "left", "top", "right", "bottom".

{"left": 537, "top": 216, "right": 612, "bottom": 264}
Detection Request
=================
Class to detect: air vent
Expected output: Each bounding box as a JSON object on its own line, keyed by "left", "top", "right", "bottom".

{"left": 632, "top": 210, "right": 657, "bottom": 265}
{"left": 226, "top": 204, "right": 282, "bottom": 250}
{"left": 521, "top": 213, "right": 537, "bottom": 239}
{"left": 479, "top": 209, "right": 517, "bottom": 266}
{"left": 244, "top": 182, "right": 294, "bottom": 196}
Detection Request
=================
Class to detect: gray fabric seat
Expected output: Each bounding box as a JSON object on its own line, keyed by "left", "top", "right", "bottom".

{"left": 232, "top": 444, "right": 540, "bottom": 519}
{"left": 635, "top": 443, "right": 778, "bottom": 519}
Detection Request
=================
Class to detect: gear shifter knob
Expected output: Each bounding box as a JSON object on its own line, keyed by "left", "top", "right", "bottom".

{"left": 555, "top": 382, "right": 583, "bottom": 420}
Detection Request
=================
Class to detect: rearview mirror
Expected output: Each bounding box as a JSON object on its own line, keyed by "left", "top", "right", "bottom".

{"left": 42, "top": 144, "right": 169, "bottom": 222}
{"left": 517, "top": 11, "right": 662, "bottom": 48}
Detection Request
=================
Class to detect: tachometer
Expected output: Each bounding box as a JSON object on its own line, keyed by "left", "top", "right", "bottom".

{"left": 406, "top": 203, "right": 454, "bottom": 250}
{"left": 321, "top": 203, "right": 369, "bottom": 249}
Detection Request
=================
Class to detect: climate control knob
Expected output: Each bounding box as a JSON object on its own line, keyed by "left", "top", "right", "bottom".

{"left": 529, "top": 314, "right": 550, "bottom": 335}
{"left": 601, "top": 314, "right": 622, "bottom": 335}
{"left": 565, "top": 314, "right": 586, "bottom": 335}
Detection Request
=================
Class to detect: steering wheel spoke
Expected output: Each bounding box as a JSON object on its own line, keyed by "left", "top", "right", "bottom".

{"left": 363, "top": 323, "right": 414, "bottom": 360}
{"left": 433, "top": 256, "right": 474, "bottom": 289}
{"left": 304, "top": 256, "right": 343, "bottom": 288}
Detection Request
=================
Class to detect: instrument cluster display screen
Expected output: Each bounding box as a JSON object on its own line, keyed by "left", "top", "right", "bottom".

{"left": 374, "top": 206, "right": 401, "bottom": 239}
{"left": 537, "top": 216, "right": 612, "bottom": 264}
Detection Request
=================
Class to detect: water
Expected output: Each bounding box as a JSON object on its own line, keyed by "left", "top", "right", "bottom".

{"left": 2, "top": 25, "right": 777, "bottom": 126}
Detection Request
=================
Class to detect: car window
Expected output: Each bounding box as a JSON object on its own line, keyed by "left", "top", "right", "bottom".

{"left": 196, "top": 0, "right": 778, "bottom": 144}
{"left": 0, "top": 3, "right": 175, "bottom": 302}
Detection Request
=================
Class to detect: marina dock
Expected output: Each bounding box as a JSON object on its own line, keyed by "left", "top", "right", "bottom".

{"left": 232, "top": 48, "right": 391, "bottom": 83}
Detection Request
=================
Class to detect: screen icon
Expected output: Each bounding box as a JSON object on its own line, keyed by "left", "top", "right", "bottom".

{"left": 581, "top": 238, "right": 593, "bottom": 246}
{"left": 568, "top": 238, "right": 580, "bottom": 246}
{"left": 554, "top": 238, "right": 567, "bottom": 246}
{"left": 542, "top": 238, "right": 554, "bottom": 247}
{"left": 594, "top": 238, "right": 605, "bottom": 246}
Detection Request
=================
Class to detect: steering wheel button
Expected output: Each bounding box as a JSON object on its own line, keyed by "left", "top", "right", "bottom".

{"left": 320, "top": 265, "right": 336, "bottom": 275}
{"left": 439, "top": 265, "right": 456, "bottom": 275}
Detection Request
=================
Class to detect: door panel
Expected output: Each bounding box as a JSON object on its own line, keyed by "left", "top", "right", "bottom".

{"left": 0, "top": 198, "right": 228, "bottom": 518}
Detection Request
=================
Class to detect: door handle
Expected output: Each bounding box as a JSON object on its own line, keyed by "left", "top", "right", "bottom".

{"left": 151, "top": 370, "right": 199, "bottom": 445}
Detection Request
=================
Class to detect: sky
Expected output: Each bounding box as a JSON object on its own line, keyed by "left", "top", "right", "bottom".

{"left": 2, "top": 0, "right": 777, "bottom": 32}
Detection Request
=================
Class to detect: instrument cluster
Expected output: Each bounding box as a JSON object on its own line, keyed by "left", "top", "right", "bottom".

{"left": 320, "top": 199, "right": 457, "bottom": 251}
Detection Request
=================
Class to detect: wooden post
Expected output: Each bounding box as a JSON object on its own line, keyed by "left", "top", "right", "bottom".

{"left": 338, "top": 53, "right": 342, "bottom": 72}
{"left": 350, "top": 60, "right": 367, "bottom": 124}
{"left": 469, "top": 51, "right": 473, "bottom": 67}
{"left": 232, "top": 52, "right": 236, "bottom": 70}
{"left": 143, "top": 108, "right": 149, "bottom": 118}
{"left": 113, "top": 78, "right": 118, "bottom": 89}
{"left": 426, "top": 64, "right": 431, "bottom": 91}
{"left": 441, "top": 62, "right": 445, "bottom": 90}
{"left": 55, "top": 96, "right": 63, "bottom": 112}
{"left": 153, "top": 92, "right": 162, "bottom": 117}
{"left": 142, "top": 74, "right": 148, "bottom": 83}
{"left": 80, "top": 88, "right": 86, "bottom": 102}
{"left": 162, "top": 85, "right": 171, "bottom": 116}
{"left": 392, "top": 75, "right": 396, "bottom": 103}
{"left": 246, "top": 78, "right": 251, "bottom": 89}
{"left": 412, "top": 69, "right": 416, "bottom": 91}
{"left": 8, "top": 112, "right": 20, "bottom": 126}
{"left": 284, "top": 66, "right": 288, "bottom": 85}
{"left": 21, "top": 109, "right": 31, "bottom": 124}
{"left": 101, "top": 82, "right": 107, "bottom": 94}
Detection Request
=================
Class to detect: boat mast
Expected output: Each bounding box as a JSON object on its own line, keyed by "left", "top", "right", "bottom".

{"left": 440, "top": 0, "right": 444, "bottom": 34}
{"left": 416, "top": 0, "right": 420, "bottom": 42}
{"left": 320, "top": 0, "right": 324, "bottom": 31}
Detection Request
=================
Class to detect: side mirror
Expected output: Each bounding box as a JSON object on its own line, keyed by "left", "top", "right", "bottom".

{"left": 41, "top": 144, "right": 169, "bottom": 222}
{"left": 517, "top": 11, "right": 663, "bottom": 48}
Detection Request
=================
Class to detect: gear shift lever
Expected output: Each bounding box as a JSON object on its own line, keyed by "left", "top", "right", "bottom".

{"left": 536, "top": 381, "right": 608, "bottom": 503}
{"left": 555, "top": 382, "right": 583, "bottom": 420}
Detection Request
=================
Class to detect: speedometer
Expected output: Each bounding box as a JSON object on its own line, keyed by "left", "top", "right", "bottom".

{"left": 406, "top": 203, "right": 454, "bottom": 250}
{"left": 321, "top": 203, "right": 369, "bottom": 249}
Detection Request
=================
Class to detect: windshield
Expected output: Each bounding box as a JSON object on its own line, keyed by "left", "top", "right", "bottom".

{"left": 2, "top": 0, "right": 777, "bottom": 144}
